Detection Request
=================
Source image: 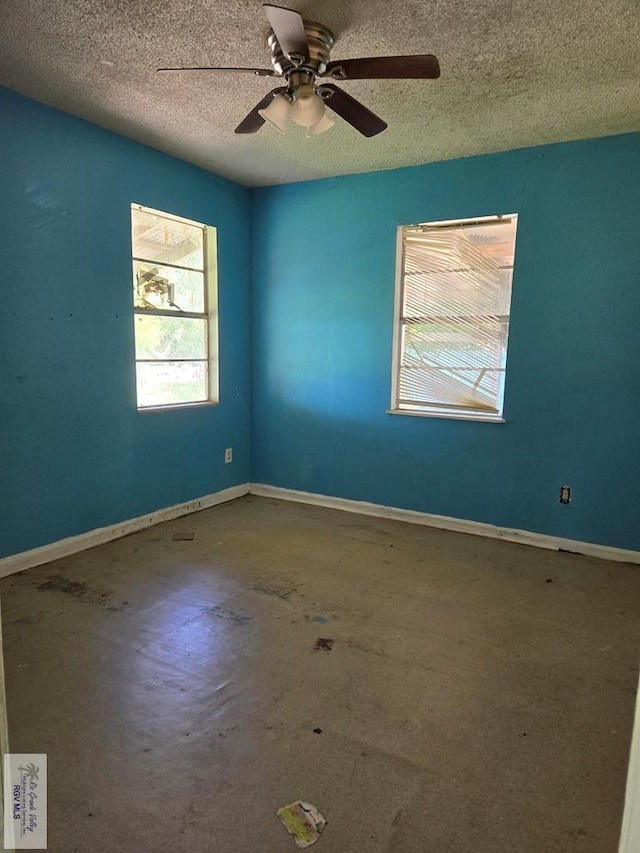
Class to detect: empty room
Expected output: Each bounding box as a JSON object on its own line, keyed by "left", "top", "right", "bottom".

{"left": 0, "top": 1, "right": 639, "bottom": 851}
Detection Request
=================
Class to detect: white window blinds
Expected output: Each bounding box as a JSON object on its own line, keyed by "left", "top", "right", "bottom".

{"left": 393, "top": 215, "right": 518, "bottom": 420}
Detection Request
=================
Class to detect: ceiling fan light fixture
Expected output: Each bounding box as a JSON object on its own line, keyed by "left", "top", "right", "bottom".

{"left": 291, "top": 84, "right": 326, "bottom": 127}
{"left": 306, "top": 112, "right": 335, "bottom": 137}
{"left": 258, "top": 93, "right": 291, "bottom": 133}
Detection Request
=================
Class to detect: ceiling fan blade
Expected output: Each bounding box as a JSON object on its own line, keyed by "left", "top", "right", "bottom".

{"left": 323, "top": 55, "right": 440, "bottom": 80}
{"left": 235, "top": 87, "right": 287, "bottom": 134}
{"left": 263, "top": 4, "right": 310, "bottom": 62}
{"left": 319, "top": 84, "right": 387, "bottom": 137}
{"left": 157, "top": 66, "right": 275, "bottom": 76}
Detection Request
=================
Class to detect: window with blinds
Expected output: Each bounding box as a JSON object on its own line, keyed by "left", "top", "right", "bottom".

{"left": 391, "top": 215, "right": 518, "bottom": 421}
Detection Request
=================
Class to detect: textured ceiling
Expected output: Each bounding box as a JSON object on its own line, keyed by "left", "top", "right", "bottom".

{"left": 1, "top": 0, "right": 638, "bottom": 187}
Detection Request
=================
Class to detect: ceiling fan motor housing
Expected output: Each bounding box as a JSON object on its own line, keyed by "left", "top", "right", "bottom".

{"left": 267, "top": 21, "right": 334, "bottom": 79}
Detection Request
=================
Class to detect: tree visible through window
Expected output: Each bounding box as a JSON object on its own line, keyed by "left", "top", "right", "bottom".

{"left": 391, "top": 215, "right": 518, "bottom": 421}
{"left": 131, "top": 204, "right": 217, "bottom": 409}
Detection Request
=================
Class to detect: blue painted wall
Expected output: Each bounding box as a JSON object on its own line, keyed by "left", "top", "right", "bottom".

{"left": 2, "top": 87, "right": 638, "bottom": 558}
{"left": 251, "top": 134, "right": 640, "bottom": 551}
{"left": 0, "top": 89, "right": 251, "bottom": 558}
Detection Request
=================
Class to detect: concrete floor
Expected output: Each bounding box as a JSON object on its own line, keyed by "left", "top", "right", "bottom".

{"left": 1, "top": 495, "right": 638, "bottom": 852}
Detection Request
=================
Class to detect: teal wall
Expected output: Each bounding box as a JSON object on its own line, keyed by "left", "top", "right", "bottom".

{"left": 0, "top": 89, "right": 252, "bottom": 558}
{"left": 2, "top": 86, "right": 638, "bottom": 558}
{"left": 251, "top": 134, "right": 640, "bottom": 551}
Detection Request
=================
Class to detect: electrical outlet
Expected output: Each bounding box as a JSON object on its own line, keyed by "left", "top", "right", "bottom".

{"left": 559, "top": 486, "right": 571, "bottom": 504}
{"left": 224, "top": 448, "right": 233, "bottom": 464}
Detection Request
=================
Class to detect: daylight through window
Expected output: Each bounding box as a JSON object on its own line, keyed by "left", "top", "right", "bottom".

{"left": 131, "top": 205, "right": 217, "bottom": 409}
{"left": 391, "top": 215, "right": 518, "bottom": 421}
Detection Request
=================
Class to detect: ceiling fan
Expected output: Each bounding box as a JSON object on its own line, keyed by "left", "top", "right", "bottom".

{"left": 157, "top": 4, "right": 440, "bottom": 138}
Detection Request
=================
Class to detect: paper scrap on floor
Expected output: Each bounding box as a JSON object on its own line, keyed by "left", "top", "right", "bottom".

{"left": 276, "top": 800, "right": 326, "bottom": 848}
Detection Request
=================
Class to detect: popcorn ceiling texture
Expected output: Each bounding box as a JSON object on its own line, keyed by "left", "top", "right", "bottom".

{"left": 0, "top": 0, "right": 638, "bottom": 186}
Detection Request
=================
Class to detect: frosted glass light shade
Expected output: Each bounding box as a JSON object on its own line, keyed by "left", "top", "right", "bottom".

{"left": 306, "top": 113, "right": 335, "bottom": 136}
{"left": 291, "top": 85, "right": 326, "bottom": 128}
{"left": 258, "top": 94, "right": 291, "bottom": 133}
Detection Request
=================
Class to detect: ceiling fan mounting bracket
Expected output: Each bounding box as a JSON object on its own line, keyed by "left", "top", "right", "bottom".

{"left": 323, "top": 65, "right": 346, "bottom": 80}
{"left": 316, "top": 85, "right": 335, "bottom": 101}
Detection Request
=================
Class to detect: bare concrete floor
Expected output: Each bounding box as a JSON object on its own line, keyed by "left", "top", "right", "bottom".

{"left": 1, "top": 496, "right": 638, "bottom": 852}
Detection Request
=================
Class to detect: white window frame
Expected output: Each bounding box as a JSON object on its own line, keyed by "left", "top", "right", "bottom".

{"left": 131, "top": 204, "right": 219, "bottom": 411}
{"left": 389, "top": 214, "right": 518, "bottom": 423}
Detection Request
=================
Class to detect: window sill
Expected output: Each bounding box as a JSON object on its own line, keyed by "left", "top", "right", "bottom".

{"left": 387, "top": 408, "right": 505, "bottom": 424}
{"left": 138, "top": 400, "right": 219, "bottom": 413}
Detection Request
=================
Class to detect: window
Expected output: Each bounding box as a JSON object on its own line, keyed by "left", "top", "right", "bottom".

{"left": 391, "top": 214, "right": 518, "bottom": 422}
{"left": 131, "top": 204, "right": 218, "bottom": 409}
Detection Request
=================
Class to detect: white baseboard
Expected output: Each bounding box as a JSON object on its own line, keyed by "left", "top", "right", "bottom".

{"left": 0, "top": 483, "right": 250, "bottom": 578}
{"left": 249, "top": 483, "right": 640, "bottom": 565}
{"left": 2, "top": 479, "right": 637, "bottom": 578}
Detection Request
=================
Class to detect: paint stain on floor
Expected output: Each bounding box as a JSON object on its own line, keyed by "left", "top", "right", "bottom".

{"left": 36, "top": 575, "right": 127, "bottom": 611}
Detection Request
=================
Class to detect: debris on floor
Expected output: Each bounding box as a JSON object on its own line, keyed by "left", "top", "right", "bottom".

{"left": 172, "top": 531, "right": 195, "bottom": 541}
{"left": 276, "top": 801, "right": 326, "bottom": 848}
{"left": 313, "top": 638, "right": 333, "bottom": 652}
